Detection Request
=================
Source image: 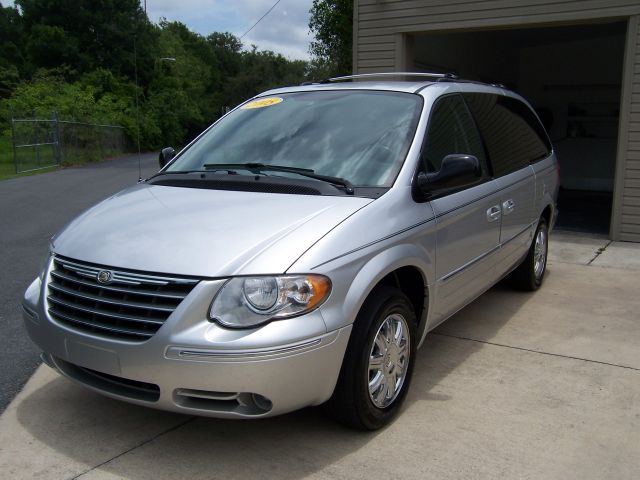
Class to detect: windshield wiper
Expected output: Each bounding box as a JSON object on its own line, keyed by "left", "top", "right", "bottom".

{"left": 202, "top": 163, "right": 355, "bottom": 195}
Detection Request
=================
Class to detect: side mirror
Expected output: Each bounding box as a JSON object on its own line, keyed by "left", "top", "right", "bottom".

{"left": 158, "top": 147, "right": 176, "bottom": 169}
{"left": 417, "top": 154, "right": 481, "bottom": 197}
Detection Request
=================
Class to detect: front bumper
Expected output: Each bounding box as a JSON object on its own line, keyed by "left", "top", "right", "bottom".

{"left": 22, "top": 276, "right": 351, "bottom": 418}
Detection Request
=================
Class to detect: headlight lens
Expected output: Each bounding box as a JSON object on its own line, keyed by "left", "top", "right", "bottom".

{"left": 243, "top": 277, "right": 278, "bottom": 311}
{"left": 210, "top": 275, "right": 331, "bottom": 328}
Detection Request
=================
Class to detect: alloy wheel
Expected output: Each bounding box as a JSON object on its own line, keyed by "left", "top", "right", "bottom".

{"left": 368, "top": 313, "right": 410, "bottom": 409}
{"left": 534, "top": 228, "right": 547, "bottom": 280}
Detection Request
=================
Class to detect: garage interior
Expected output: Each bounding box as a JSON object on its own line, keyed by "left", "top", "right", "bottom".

{"left": 411, "top": 21, "right": 627, "bottom": 235}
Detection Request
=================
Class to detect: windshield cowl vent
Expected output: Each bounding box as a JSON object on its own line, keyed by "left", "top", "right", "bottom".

{"left": 149, "top": 176, "right": 323, "bottom": 196}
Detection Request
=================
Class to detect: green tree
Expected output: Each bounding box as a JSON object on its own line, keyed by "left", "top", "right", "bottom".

{"left": 308, "top": 0, "right": 353, "bottom": 77}
{"left": 1, "top": 4, "right": 312, "bottom": 153}
{"left": 0, "top": 65, "right": 20, "bottom": 99}
{"left": 149, "top": 21, "right": 211, "bottom": 146}
{"left": 16, "top": 0, "right": 158, "bottom": 83}
{"left": 26, "top": 24, "right": 80, "bottom": 70}
{"left": 0, "top": 2, "right": 26, "bottom": 91}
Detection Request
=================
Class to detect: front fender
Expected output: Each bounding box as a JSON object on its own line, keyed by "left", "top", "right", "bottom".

{"left": 315, "top": 243, "right": 434, "bottom": 346}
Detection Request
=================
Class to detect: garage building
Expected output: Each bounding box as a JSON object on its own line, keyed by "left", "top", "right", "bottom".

{"left": 353, "top": 0, "right": 640, "bottom": 241}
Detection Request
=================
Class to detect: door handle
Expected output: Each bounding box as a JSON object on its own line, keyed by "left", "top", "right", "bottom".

{"left": 502, "top": 199, "right": 515, "bottom": 215}
{"left": 486, "top": 205, "right": 501, "bottom": 222}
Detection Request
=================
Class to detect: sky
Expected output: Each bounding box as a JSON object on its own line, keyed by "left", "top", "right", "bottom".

{"left": 4, "top": 0, "right": 315, "bottom": 60}
{"left": 145, "top": 0, "right": 314, "bottom": 59}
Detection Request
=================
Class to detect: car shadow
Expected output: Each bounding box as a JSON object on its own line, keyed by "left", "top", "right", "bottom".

{"left": 15, "top": 274, "right": 544, "bottom": 479}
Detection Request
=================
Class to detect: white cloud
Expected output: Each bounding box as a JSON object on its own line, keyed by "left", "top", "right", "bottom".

{"left": 146, "top": 0, "right": 314, "bottom": 60}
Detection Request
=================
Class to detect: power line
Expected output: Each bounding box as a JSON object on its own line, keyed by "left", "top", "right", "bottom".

{"left": 240, "top": 0, "right": 283, "bottom": 40}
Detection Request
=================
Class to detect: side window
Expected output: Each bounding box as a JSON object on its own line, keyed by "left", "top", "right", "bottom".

{"left": 421, "top": 94, "right": 488, "bottom": 174}
{"left": 463, "top": 93, "right": 552, "bottom": 177}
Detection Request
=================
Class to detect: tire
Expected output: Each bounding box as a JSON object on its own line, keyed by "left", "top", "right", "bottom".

{"left": 327, "top": 286, "right": 417, "bottom": 430}
{"left": 510, "top": 217, "right": 549, "bottom": 291}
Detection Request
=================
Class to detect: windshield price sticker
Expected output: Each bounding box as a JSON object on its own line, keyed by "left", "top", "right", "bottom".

{"left": 241, "top": 97, "right": 284, "bottom": 109}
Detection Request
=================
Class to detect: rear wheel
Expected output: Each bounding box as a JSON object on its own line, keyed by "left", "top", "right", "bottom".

{"left": 327, "top": 286, "right": 417, "bottom": 430}
{"left": 510, "top": 217, "right": 549, "bottom": 291}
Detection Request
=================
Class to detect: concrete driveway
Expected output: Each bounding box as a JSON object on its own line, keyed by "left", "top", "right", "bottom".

{"left": 0, "top": 233, "right": 638, "bottom": 479}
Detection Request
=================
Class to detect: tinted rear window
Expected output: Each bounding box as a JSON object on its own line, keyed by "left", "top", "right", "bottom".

{"left": 463, "top": 93, "right": 551, "bottom": 177}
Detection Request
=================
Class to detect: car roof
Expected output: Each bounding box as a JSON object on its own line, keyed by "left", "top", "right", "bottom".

{"left": 257, "top": 79, "right": 534, "bottom": 123}
{"left": 262, "top": 80, "right": 435, "bottom": 96}
{"left": 259, "top": 73, "right": 514, "bottom": 98}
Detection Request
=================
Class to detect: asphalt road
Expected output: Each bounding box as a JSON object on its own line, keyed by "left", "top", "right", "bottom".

{"left": 0, "top": 153, "right": 159, "bottom": 413}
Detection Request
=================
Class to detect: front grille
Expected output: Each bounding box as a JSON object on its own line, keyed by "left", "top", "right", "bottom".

{"left": 47, "top": 256, "right": 200, "bottom": 341}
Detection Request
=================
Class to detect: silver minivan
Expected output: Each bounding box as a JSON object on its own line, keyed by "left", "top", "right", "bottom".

{"left": 23, "top": 73, "right": 558, "bottom": 430}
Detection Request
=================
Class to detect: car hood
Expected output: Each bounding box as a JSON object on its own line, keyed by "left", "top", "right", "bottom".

{"left": 51, "top": 183, "right": 372, "bottom": 277}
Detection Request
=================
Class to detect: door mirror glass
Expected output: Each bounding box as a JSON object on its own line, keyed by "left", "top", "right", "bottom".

{"left": 417, "top": 154, "right": 481, "bottom": 196}
{"left": 159, "top": 147, "right": 176, "bottom": 169}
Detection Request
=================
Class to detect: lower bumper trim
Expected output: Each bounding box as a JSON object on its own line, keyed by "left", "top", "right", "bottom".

{"left": 52, "top": 356, "right": 160, "bottom": 402}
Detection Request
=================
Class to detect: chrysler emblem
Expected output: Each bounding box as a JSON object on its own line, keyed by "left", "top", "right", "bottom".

{"left": 97, "top": 270, "right": 113, "bottom": 284}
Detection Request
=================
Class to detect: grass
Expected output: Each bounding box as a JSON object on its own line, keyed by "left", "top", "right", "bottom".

{"left": 0, "top": 132, "right": 128, "bottom": 181}
{"left": 0, "top": 134, "right": 58, "bottom": 181}
{"left": 0, "top": 162, "right": 58, "bottom": 180}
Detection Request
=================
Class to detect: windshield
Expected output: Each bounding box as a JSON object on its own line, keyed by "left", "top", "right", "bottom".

{"left": 165, "top": 90, "right": 423, "bottom": 187}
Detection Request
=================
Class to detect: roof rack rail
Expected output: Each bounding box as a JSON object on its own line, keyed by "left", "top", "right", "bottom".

{"left": 325, "top": 72, "right": 458, "bottom": 83}
{"left": 435, "top": 77, "right": 508, "bottom": 89}
{"left": 299, "top": 72, "right": 509, "bottom": 90}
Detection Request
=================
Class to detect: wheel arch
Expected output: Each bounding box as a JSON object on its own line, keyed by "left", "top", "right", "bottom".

{"left": 339, "top": 244, "right": 433, "bottom": 346}
{"left": 541, "top": 203, "right": 553, "bottom": 226}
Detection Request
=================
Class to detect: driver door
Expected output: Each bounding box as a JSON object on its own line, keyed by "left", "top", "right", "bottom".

{"left": 421, "top": 94, "right": 503, "bottom": 323}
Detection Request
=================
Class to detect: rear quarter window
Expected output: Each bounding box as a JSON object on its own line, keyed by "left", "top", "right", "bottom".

{"left": 463, "top": 93, "right": 552, "bottom": 177}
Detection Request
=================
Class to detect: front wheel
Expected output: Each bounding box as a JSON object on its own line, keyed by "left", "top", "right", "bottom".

{"left": 510, "top": 217, "right": 549, "bottom": 291}
{"left": 327, "top": 286, "right": 417, "bottom": 430}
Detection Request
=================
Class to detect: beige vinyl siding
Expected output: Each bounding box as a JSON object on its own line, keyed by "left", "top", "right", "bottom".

{"left": 352, "top": 2, "right": 397, "bottom": 72}
{"left": 616, "top": 14, "right": 640, "bottom": 241}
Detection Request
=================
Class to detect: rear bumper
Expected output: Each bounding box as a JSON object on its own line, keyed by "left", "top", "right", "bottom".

{"left": 23, "top": 277, "right": 352, "bottom": 418}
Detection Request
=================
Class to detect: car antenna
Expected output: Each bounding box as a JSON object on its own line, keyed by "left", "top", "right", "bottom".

{"left": 134, "top": 37, "right": 143, "bottom": 183}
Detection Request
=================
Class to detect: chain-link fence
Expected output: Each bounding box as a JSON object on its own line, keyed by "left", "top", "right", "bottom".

{"left": 11, "top": 113, "right": 128, "bottom": 174}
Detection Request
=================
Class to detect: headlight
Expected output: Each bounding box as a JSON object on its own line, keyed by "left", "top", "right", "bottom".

{"left": 210, "top": 275, "right": 331, "bottom": 328}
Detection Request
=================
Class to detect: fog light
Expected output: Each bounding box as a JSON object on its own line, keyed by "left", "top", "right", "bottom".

{"left": 252, "top": 393, "right": 273, "bottom": 412}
